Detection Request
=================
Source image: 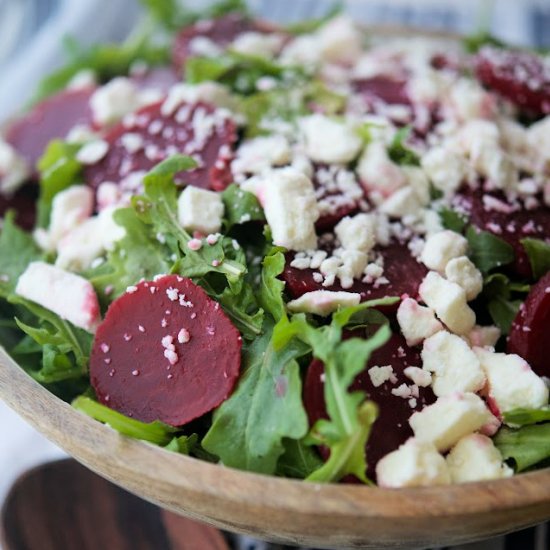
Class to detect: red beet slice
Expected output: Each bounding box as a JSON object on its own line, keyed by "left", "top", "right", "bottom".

{"left": 282, "top": 241, "right": 428, "bottom": 308}
{"left": 90, "top": 275, "right": 242, "bottom": 426}
{"left": 475, "top": 47, "right": 550, "bottom": 116}
{"left": 0, "top": 184, "right": 38, "bottom": 230}
{"left": 83, "top": 100, "right": 237, "bottom": 192}
{"left": 304, "top": 330, "right": 436, "bottom": 480}
{"left": 5, "top": 88, "right": 95, "bottom": 171}
{"left": 507, "top": 272, "right": 550, "bottom": 378}
{"left": 454, "top": 186, "right": 550, "bottom": 278}
{"left": 132, "top": 66, "right": 181, "bottom": 93}
{"left": 352, "top": 76, "right": 410, "bottom": 106}
{"left": 172, "top": 14, "right": 277, "bottom": 73}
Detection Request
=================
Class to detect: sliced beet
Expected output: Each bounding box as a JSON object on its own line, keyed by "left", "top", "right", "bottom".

{"left": 132, "top": 66, "right": 181, "bottom": 93}
{"left": 304, "top": 331, "right": 436, "bottom": 481}
{"left": 0, "top": 184, "right": 38, "bottom": 230}
{"left": 90, "top": 275, "right": 242, "bottom": 426}
{"left": 352, "top": 76, "right": 410, "bottom": 106}
{"left": 475, "top": 47, "right": 550, "bottom": 116}
{"left": 172, "top": 14, "right": 276, "bottom": 73}
{"left": 507, "top": 272, "right": 550, "bottom": 378}
{"left": 282, "top": 241, "right": 427, "bottom": 308}
{"left": 5, "top": 88, "right": 95, "bottom": 171}
{"left": 83, "top": 100, "right": 237, "bottom": 192}
{"left": 454, "top": 186, "right": 550, "bottom": 278}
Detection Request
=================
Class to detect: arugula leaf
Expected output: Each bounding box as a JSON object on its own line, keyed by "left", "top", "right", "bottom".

{"left": 503, "top": 407, "right": 550, "bottom": 427}
{"left": 0, "top": 213, "right": 42, "bottom": 297}
{"left": 388, "top": 127, "right": 420, "bottom": 167}
{"left": 273, "top": 298, "right": 397, "bottom": 483}
{"left": 202, "top": 318, "right": 309, "bottom": 474}
{"left": 439, "top": 207, "right": 468, "bottom": 233}
{"left": 463, "top": 31, "right": 505, "bottom": 54}
{"left": 73, "top": 396, "right": 179, "bottom": 445}
{"left": 276, "top": 438, "right": 324, "bottom": 479}
{"left": 222, "top": 184, "right": 265, "bottom": 230}
{"left": 285, "top": 3, "right": 343, "bottom": 35}
{"left": 165, "top": 434, "right": 199, "bottom": 454}
{"left": 36, "top": 140, "right": 82, "bottom": 227}
{"left": 466, "top": 226, "right": 515, "bottom": 274}
{"left": 521, "top": 238, "right": 550, "bottom": 280}
{"left": 258, "top": 249, "right": 287, "bottom": 322}
{"left": 495, "top": 423, "right": 550, "bottom": 472}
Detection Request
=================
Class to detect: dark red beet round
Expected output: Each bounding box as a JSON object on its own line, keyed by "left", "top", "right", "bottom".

{"left": 83, "top": 100, "right": 237, "bottom": 192}
{"left": 5, "top": 88, "right": 95, "bottom": 170}
{"left": 475, "top": 47, "right": 550, "bottom": 116}
{"left": 304, "top": 331, "right": 436, "bottom": 481}
{"left": 454, "top": 186, "right": 550, "bottom": 278}
{"left": 507, "top": 272, "right": 550, "bottom": 378}
{"left": 282, "top": 241, "right": 428, "bottom": 309}
{"left": 172, "top": 14, "right": 277, "bottom": 72}
{"left": 352, "top": 76, "right": 410, "bottom": 106}
{"left": 90, "top": 275, "right": 242, "bottom": 426}
{"left": 0, "top": 184, "right": 38, "bottom": 230}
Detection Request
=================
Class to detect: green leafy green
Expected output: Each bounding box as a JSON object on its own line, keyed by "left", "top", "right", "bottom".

{"left": 222, "top": 184, "right": 265, "bottom": 230}
{"left": 439, "top": 207, "right": 468, "bottom": 233}
{"left": 466, "top": 226, "right": 515, "bottom": 274}
{"left": 521, "top": 238, "right": 550, "bottom": 280}
{"left": 463, "top": 31, "right": 505, "bottom": 54}
{"left": 164, "top": 434, "right": 199, "bottom": 454}
{"left": 73, "top": 396, "right": 179, "bottom": 445}
{"left": 273, "top": 298, "right": 398, "bottom": 483}
{"left": 503, "top": 408, "right": 550, "bottom": 427}
{"left": 276, "top": 439, "right": 324, "bottom": 479}
{"left": 258, "top": 249, "right": 287, "bottom": 322}
{"left": 495, "top": 423, "right": 550, "bottom": 472}
{"left": 0, "top": 213, "right": 42, "bottom": 297}
{"left": 285, "top": 3, "right": 343, "bottom": 35}
{"left": 388, "top": 127, "right": 420, "bottom": 167}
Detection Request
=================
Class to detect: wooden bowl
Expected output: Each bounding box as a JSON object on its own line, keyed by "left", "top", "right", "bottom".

{"left": 1, "top": 347, "right": 550, "bottom": 549}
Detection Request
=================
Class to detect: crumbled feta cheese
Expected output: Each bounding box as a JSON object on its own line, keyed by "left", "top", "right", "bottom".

{"left": 445, "top": 256, "right": 483, "bottom": 301}
{"left": 0, "top": 140, "right": 30, "bottom": 195}
{"left": 334, "top": 213, "right": 377, "bottom": 254}
{"left": 299, "top": 114, "right": 362, "bottom": 164}
{"left": 420, "top": 230, "right": 468, "bottom": 273}
{"left": 376, "top": 439, "right": 450, "bottom": 488}
{"left": 421, "top": 146, "right": 469, "bottom": 195}
{"left": 474, "top": 348, "right": 549, "bottom": 416}
{"left": 409, "top": 392, "right": 495, "bottom": 452}
{"left": 339, "top": 250, "right": 369, "bottom": 281}
{"left": 287, "top": 290, "right": 361, "bottom": 316}
{"left": 90, "top": 77, "right": 141, "bottom": 126}
{"left": 368, "top": 365, "right": 395, "bottom": 388}
{"left": 526, "top": 115, "right": 550, "bottom": 165}
{"left": 232, "top": 135, "right": 291, "bottom": 174}
{"left": 178, "top": 186, "right": 224, "bottom": 235}
{"left": 280, "top": 35, "right": 321, "bottom": 66}
{"left": 422, "top": 331, "right": 486, "bottom": 397}
{"left": 231, "top": 32, "right": 283, "bottom": 59}
{"left": 15, "top": 261, "right": 101, "bottom": 332}
{"left": 261, "top": 168, "right": 319, "bottom": 251}
{"left": 76, "top": 140, "right": 109, "bottom": 165}
{"left": 397, "top": 298, "right": 443, "bottom": 346}
{"left": 419, "top": 271, "right": 476, "bottom": 335}
{"left": 379, "top": 187, "right": 423, "bottom": 219}
{"left": 447, "top": 78, "right": 495, "bottom": 122}
{"left": 466, "top": 325, "right": 501, "bottom": 348}
{"left": 188, "top": 36, "right": 222, "bottom": 57}
{"left": 356, "top": 141, "right": 406, "bottom": 198}
{"left": 67, "top": 69, "right": 97, "bottom": 90}
{"left": 446, "top": 434, "right": 513, "bottom": 483}
{"left": 316, "top": 16, "right": 362, "bottom": 65}
{"left": 161, "top": 83, "right": 237, "bottom": 117}
{"left": 404, "top": 366, "right": 432, "bottom": 388}
{"left": 402, "top": 166, "right": 431, "bottom": 205}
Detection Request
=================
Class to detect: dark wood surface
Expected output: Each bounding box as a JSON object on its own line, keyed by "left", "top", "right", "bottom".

{"left": 0, "top": 459, "right": 229, "bottom": 550}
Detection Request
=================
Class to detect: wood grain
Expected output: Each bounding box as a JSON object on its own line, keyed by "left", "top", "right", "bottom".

{"left": 0, "top": 459, "right": 229, "bottom": 550}
{"left": 1, "top": 346, "right": 550, "bottom": 549}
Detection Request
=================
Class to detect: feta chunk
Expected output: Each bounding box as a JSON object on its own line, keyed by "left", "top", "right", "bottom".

{"left": 420, "top": 230, "right": 469, "bottom": 273}
{"left": 334, "top": 213, "right": 377, "bottom": 254}
{"left": 466, "top": 325, "right": 501, "bottom": 348}
{"left": 161, "top": 83, "right": 237, "bottom": 117}
{"left": 403, "top": 166, "right": 430, "bottom": 205}
{"left": 421, "top": 146, "right": 469, "bottom": 195}
{"left": 178, "top": 186, "right": 225, "bottom": 235}
{"left": 376, "top": 439, "right": 450, "bottom": 488}
{"left": 261, "top": 168, "right": 319, "bottom": 251}
{"left": 397, "top": 298, "right": 443, "bottom": 347}
{"left": 379, "top": 187, "right": 423, "bottom": 219}
{"left": 446, "top": 434, "right": 513, "bottom": 483}
{"left": 231, "top": 32, "right": 283, "bottom": 59}
{"left": 35, "top": 186, "right": 94, "bottom": 252}
{"left": 474, "top": 348, "right": 549, "bottom": 416}
{"left": 409, "top": 392, "right": 495, "bottom": 452}
{"left": 0, "top": 140, "right": 30, "bottom": 195}
{"left": 15, "top": 261, "right": 101, "bottom": 332}
{"left": 232, "top": 135, "right": 291, "bottom": 174}
{"left": 445, "top": 256, "right": 483, "bottom": 301}
{"left": 299, "top": 114, "right": 362, "bottom": 164}
{"left": 527, "top": 116, "right": 550, "bottom": 165}
{"left": 356, "top": 141, "right": 406, "bottom": 198}
{"left": 316, "top": 16, "right": 362, "bottom": 65}
{"left": 419, "top": 271, "right": 476, "bottom": 335}
{"left": 447, "top": 78, "right": 495, "bottom": 122}
{"left": 422, "top": 331, "right": 486, "bottom": 397}
{"left": 280, "top": 35, "right": 321, "bottom": 66}
{"left": 287, "top": 290, "right": 361, "bottom": 316}
{"left": 90, "top": 77, "right": 141, "bottom": 126}
{"left": 368, "top": 365, "right": 396, "bottom": 387}
{"left": 76, "top": 140, "right": 109, "bottom": 165}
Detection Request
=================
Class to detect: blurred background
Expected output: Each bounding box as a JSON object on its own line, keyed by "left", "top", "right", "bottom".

{"left": 1, "top": 0, "right": 549, "bottom": 548}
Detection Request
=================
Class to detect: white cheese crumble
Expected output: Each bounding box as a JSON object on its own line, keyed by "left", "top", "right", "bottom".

{"left": 177, "top": 186, "right": 225, "bottom": 235}
{"left": 90, "top": 77, "right": 142, "bottom": 126}
{"left": 444, "top": 256, "right": 483, "bottom": 301}
{"left": 287, "top": 290, "right": 361, "bottom": 316}
{"left": 76, "top": 140, "right": 109, "bottom": 165}
{"left": 368, "top": 365, "right": 396, "bottom": 388}
{"left": 0, "top": 140, "right": 31, "bottom": 195}
{"left": 396, "top": 297, "right": 443, "bottom": 347}
{"left": 420, "top": 230, "right": 468, "bottom": 273}
{"left": 334, "top": 213, "right": 377, "bottom": 254}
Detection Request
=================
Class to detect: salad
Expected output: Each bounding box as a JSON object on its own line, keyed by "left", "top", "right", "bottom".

{"left": 1, "top": 0, "right": 550, "bottom": 488}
